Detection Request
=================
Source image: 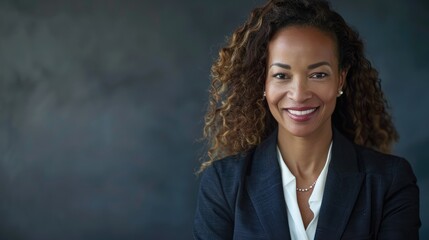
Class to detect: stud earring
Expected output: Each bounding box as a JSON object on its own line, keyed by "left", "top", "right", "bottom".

{"left": 337, "top": 90, "right": 343, "bottom": 97}
{"left": 263, "top": 91, "right": 266, "bottom": 100}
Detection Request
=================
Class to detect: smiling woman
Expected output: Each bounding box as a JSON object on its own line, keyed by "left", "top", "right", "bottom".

{"left": 194, "top": 0, "right": 420, "bottom": 239}
{"left": 265, "top": 26, "right": 344, "bottom": 140}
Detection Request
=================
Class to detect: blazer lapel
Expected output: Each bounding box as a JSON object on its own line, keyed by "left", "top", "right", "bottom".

{"left": 315, "top": 129, "right": 365, "bottom": 240}
{"left": 246, "top": 131, "right": 291, "bottom": 240}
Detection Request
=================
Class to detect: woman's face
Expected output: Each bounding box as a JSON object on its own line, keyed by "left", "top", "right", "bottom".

{"left": 265, "top": 26, "right": 346, "bottom": 139}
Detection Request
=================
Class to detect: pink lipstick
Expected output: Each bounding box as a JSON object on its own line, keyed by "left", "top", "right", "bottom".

{"left": 284, "top": 107, "right": 319, "bottom": 122}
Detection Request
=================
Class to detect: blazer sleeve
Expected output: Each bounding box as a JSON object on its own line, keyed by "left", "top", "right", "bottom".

{"left": 193, "top": 164, "right": 234, "bottom": 240}
{"left": 378, "top": 158, "right": 421, "bottom": 239}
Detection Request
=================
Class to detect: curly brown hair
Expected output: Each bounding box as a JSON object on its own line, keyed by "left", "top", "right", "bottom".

{"left": 198, "top": 0, "right": 398, "bottom": 172}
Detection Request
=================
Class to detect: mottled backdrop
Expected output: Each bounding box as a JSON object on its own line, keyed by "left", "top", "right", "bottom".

{"left": 0, "top": 0, "right": 427, "bottom": 239}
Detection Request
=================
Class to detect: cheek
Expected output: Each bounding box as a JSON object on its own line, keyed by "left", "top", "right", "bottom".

{"left": 323, "top": 91, "right": 337, "bottom": 102}
{"left": 264, "top": 83, "right": 283, "bottom": 117}
{"left": 265, "top": 81, "right": 285, "bottom": 104}
{"left": 314, "top": 84, "right": 338, "bottom": 104}
{"left": 319, "top": 91, "right": 338, "bottom": 112}
{"left": 265, "top": 87, "right": 284, "bottom": 110}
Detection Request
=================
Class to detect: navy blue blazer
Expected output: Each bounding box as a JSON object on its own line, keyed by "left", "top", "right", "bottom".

{"left": 194, "top": 129, "right": 420, "bottom": 239}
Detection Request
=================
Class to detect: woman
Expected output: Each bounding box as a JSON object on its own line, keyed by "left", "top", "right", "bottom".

{"left": 194, "top": 0, "right": 420, "bottom": 239}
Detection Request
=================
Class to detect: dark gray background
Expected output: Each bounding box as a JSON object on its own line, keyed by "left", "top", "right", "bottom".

{"left": 0, "top": 0, "right": 427, "bottom": 239}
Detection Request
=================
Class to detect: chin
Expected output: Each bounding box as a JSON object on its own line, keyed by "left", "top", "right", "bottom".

{"left": 280, "top": 120, "right": 332, "bottom": 138}
{"left": 279, "top": 124, "right": 316, "bottom": 138}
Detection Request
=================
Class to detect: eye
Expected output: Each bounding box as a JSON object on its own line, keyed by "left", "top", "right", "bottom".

{"left": 310, "top": 72, "right": 329, "bottom": 79}
{"left": 272, "top": 73, "right": 289, "bottom": 79}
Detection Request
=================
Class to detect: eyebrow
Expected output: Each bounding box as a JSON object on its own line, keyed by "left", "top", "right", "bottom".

{"left": 269, "top": 61, "right": 331, "bottom": 70}
{"left": 269, "top": 63, "right": 290, "bottom": 69}
{"left": 308, "top": 61, "right": 331, "bottom": 69}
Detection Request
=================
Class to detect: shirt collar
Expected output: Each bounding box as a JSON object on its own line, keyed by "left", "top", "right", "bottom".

{"left": 276, "top": 141, "right": 333, "bottom": 202}
{"left": 309, "top": 142, "right": 332, "bottom": 203}
{"left": 277, "top": 147, "right": 295, "bottom": 187}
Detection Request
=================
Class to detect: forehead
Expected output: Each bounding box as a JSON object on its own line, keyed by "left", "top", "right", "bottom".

{"left": 268, "top": 26, "right": 338, "bottom": 65}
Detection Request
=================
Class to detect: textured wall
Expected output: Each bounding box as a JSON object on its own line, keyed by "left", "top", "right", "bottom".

{"left": 0, "top": 0, "right": 427, "bottom": 239}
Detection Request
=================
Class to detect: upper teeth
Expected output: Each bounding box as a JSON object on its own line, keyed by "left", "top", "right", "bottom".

{"left": 288, "top": 108, "right": 316, "bottom": 116}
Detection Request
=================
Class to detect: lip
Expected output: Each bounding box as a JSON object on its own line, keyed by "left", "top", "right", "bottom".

{"left": 284, "top": 106, "right": 319, "bottom": 122}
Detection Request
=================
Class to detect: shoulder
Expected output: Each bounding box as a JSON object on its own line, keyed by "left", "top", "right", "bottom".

{"left": 199, "top": 149, "right": 255, "bottom": 186}
{"left": 353, "top": 145, "right": 417, "bottom": 194}
{"left": 196, "top": 149, "right": 256, "bottom": 217}
{"left": 355, "top": 145, "right": 414, "bottom": 177}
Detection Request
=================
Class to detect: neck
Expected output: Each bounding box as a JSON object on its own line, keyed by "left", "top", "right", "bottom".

{"left": 277, "top": 126, "right": 333, "bottom": 179}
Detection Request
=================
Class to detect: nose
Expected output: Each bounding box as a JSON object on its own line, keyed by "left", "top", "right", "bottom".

{"left": 287, "top": 77, "right": 311, "bottom": 102}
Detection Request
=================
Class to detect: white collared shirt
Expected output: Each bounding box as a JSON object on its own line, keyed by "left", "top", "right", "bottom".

{"left": 277, "top": 142, "right": 333, "bottom": 240}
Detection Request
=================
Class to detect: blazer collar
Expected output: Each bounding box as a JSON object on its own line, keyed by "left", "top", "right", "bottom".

{"left": 314, "top": 128, "right": 365, "bottom": 240}
{"left": 246, "top": 129, "right": 291, "bottom": 240}
{"left": 246, "top": 128, "right": 364, "bottom": 240}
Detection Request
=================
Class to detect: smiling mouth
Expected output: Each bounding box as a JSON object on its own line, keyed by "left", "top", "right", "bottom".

{"left": 284, "top": 107, "right": 319, "bottom": 122}
{"left": 286, "top": 107, "right": 317, "bottom": 116}
{"left": 287, "top": 108, "right": 317, "bottom": 116}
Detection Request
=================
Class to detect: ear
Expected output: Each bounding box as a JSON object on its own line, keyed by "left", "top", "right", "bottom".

{"left": 339, "top": 68, "right": 349, "bottom": 90}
